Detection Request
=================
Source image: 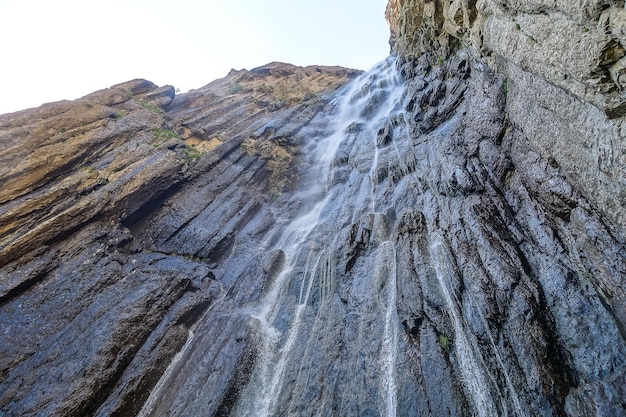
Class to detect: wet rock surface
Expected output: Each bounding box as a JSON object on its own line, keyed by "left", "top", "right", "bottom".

{"left": 385, "top": 0, "right": 626, "bottom": 232}
{"left": 0, "top": 65, "right": 359, "bottom": 416}
{"left": 1, "top": 4, "right": 625, "bottom": 417}
{"left": 141, "top": 54, "right": 625, "bottom": 416}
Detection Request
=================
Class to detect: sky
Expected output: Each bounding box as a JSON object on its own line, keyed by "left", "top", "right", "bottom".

{"left": 0, "top": 0, "right": 391, "bottom": 114}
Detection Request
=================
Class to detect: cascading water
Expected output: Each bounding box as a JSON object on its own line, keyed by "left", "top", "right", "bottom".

{"left": 378, "top": 241, "right": 399, "bottom": 417}
{"left": 134, "top": 50, "right": 626, "bottom": 417}
{"left": 231, "top": 57, "right": 408, "bottom": 416}
{"left": 138, "top": 330, "right": 196, "bottom": 417}
{"left": 2, "top": 10, "right": 625, "bottom": 414}
{"left": 428, "top": 235, "right": 498, "bottom": 417}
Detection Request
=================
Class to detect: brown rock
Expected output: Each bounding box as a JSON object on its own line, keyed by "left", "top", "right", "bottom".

{"left": 0, "top": 64, "right": 359, "bottom": 416}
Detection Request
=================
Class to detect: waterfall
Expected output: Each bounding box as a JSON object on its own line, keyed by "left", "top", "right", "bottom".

{"left": 429, "top": 235, "right": 500, "bottom": 417}
{"left": 122, "top": 45, "right": 625, "bottom": 417}
{"left": 136, "top": 54, "right": 542, "bottom": 417}
{"left": 232, "top": 57, "right": 407, "bottom": 417}
{"left": 4, "top": 9, "right": 625, "bottom": 414}
{"left": 379, "top": 241, "right": 398, "bottom": 417}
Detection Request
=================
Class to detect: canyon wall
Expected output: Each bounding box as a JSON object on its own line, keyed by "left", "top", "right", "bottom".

{"left": 0, "top": 64, "right": 360, "bottom": 416}
{"left": 0, "top": 1, "right": 625, "bottom": 416}
{"left": 386, "top": 0, "right": 626, "bottom": 233}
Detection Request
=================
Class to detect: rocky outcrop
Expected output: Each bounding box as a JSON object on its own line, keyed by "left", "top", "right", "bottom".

{"left": 381, "top": 2, "right": 626, "bottom": 414}
{"left": 0, "top": 64, "right": 359, "bottom": 416}
{"left": 385, "top": 0, "right": 626, "bottom": 106}
{"left": 386, "top": 0, "right": 626, "bottom": 240}
{"left": 1, "top": 2, "right": 625, "bottom": 416}
{"left": 392, "top": 52, "right": 625, "bottom": 416}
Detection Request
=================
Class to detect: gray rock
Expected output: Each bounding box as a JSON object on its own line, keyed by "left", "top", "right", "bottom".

{"left": 1, "top": 5, "right": 625, "bottom": 416}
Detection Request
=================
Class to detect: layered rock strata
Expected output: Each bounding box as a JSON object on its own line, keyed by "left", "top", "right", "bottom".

{"left": 0, "top": 64, "right": 359, "bottom": 416}
{"left": 386, "top": 0, "right": 626, "bottom": 232}
{"left": 0, "top": 1, "right": 625, "bottom": 416}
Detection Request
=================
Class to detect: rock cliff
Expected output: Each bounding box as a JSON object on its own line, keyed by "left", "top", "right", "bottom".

{"left": 385, "top": 0, "right": 626, "bottom": 231}
{"left": 0, "top": 64, "right": 360, "bottom": 416}
{"left": 1, "top": 1, "right": 625, "bottom": 417}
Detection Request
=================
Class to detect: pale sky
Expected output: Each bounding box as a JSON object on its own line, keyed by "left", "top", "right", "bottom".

{"left": 0, "top": 0, "right": 391, "bottom": 114}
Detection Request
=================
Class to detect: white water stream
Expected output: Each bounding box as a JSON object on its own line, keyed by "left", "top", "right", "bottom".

{"left": 137, "top": 329, "right": 196, "bottom": 417}
{"left": 232, "top": 58, "right": 407, "bottom": 417}
{"left": 429, "top": 233, "right": 525, "bottom": 417}
{"left": 379, "top": 241, "right": 399, "bottom": 417}
{"left": 429, "top": 235, "right": 498, "bottom": 417}
{"left": 138, "top": 55, "right": 522, "bottom": 417}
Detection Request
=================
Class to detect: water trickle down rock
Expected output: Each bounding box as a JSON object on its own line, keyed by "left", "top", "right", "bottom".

{"left": 0, "top": 65, "right": 361, "bottom": 417}
{"left": 143, "top": 52, "right": 624, "bottom": 416}
{"left": 1, "top": 2, "right": 626, "bottom": 417}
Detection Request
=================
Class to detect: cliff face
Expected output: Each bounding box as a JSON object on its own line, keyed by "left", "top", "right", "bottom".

{"left": 385, "top": 0, "right": 626, "bottom": 231}
{"left": 1, "top": 2, "right": 625, "bottom": 417}
{"left": 381, "top": 2, "right": 626, "bottom": 415}
{"left": 0, "top": 64, "right": 360, "bottom": 416}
